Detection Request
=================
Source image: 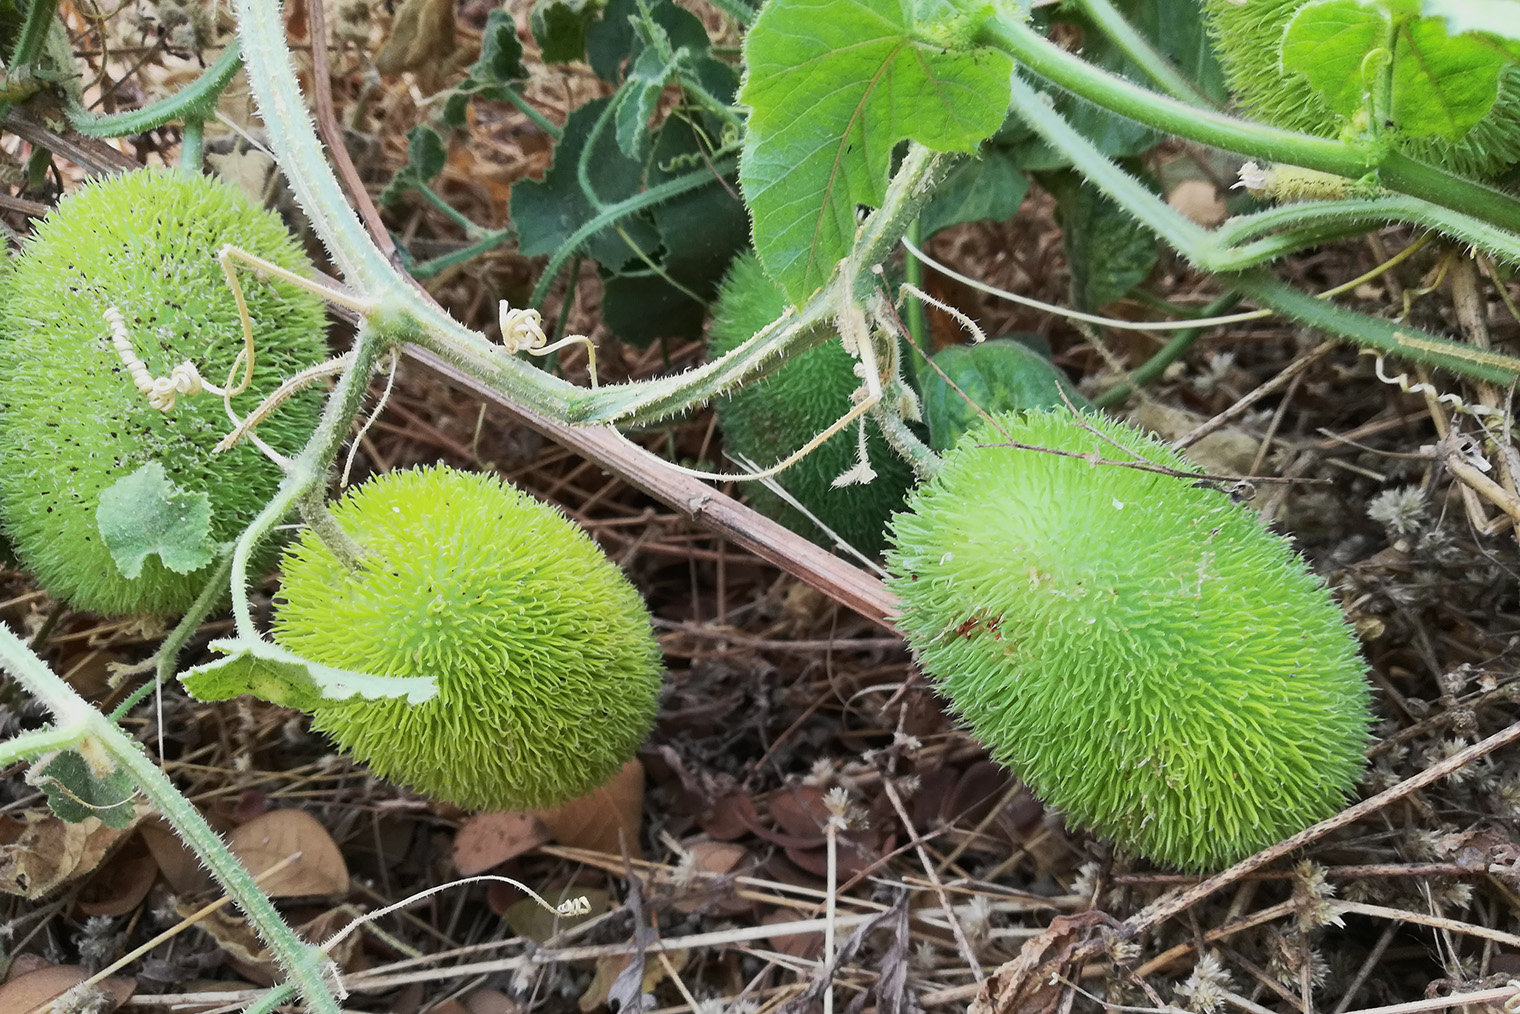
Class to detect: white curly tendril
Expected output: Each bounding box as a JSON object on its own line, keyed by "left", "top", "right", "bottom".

{"left": 1362, "top": 349, "right": 1502, "bottom": 418}
{"left": 104, "top": 306, "right": 229, "bottom": 412}
{"left": 498, "top": 301, "right": 600, "bottom": 388}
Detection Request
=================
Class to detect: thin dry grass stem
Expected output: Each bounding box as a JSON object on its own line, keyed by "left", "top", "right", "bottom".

{"left": 1171, "top": 339, "right": 1336, "bottom": 452}
{"left": 1217, "top": 942, "right": 1306, "bottom": 1013}
{"left": 1131, "top": 900, "right": 1298, "bottom": 977}
{"left": 78, "top": 850, "right": 305, "bottom": 993}
{"left": 1101, "top": 719, "right": 1520, "bottom": 963}
{"left": 1219, "top": 987, "right": 1284, "bottom": 1014}
{"left": 1333, "top": 900, "right": 1520, "bottom": 948}
{"left": 1332, "top": 923, "right": 1398, "bottom": 1014}
{"left": 933, "top": 780, "right": 1029, "bottom": 876}
{"left": 1336, "top": 985, "right": 1520, "bottom": 1014}
{"left": 880, "top": 775, "right": 985, "bottom": 980}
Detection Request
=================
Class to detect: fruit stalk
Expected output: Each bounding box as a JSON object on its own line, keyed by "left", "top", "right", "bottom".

{"left": 229, "top": 326, "right": 391, "bottom": 639}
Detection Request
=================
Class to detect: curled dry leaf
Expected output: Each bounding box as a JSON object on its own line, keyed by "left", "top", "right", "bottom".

{"left": 536, "top": 758, "right": 644, "bottom": 860}
{"left": 0, "top": 964, "right": 135, "bottom": 1014}
{"left": 453, "top": 811, "right": 552, "bottom": 876}
{"left": 0, "top": 807, "right": 148, "bottom": 899}
{"left": 229, "top": 808, "right": 349, "bottom": 897}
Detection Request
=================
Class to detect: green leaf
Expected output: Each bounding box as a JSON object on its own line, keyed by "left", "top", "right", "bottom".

{"left": 919, "top": 147, "right": 1027, "bottom": 237}
{"left": 474, "top": 8, "right": 529, "bottom": 82}
{"left": 510, "top": 98, "right": 660, "bottom": 269}
{"left": 1043, "top": 168, "right": 1157, "bottom": 310}
{"left": 738, "top": 0, "right": 1013, "bottom": 301}
{"left": 96, "top": 462, "right": 216, "bottom": 580}
{"left": 587, "top": 0, "right": 711, "bottom": 83}
{"left": 1421, "top": 0, "right": 1520, "bottom": 41}
{"left": 181, "top": 636, "right": 438, "bottom": 712}
{"left": 921, "top": 338, "right": 1091, "bottom": 452}
{"left": 615, "top": 46, "right": 678, "bottom": 160}
{"left": 28, "top": 746, "right": 136, "bottom": 828}
{"left": 532, "top": 0, "right": 605, "bottom": 63}
{"left": 1283, "top": 0, "right": 1515, "bottom": 141}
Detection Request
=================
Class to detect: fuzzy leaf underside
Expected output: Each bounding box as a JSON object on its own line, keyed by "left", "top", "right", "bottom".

{"left": 29, "top": 748, "right": 136, "bottom": 829}
{"left": 181, "top": 637, "right": 439, "bottom": 712}
{"left": 97, "top": 463, "right": 218, "bottom": 581}
{"left": 1283, "top": 0, "right": 1517, "bottom": 141}
{"left": 739, "top": 0, "right": 1013, "bottom": 302}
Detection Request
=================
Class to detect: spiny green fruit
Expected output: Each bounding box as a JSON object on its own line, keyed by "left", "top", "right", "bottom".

{"left": 0, "top": 168, "right": 328, "bottom": 616}
{"left": 271, "top": 465, "right": 664, "bottom": 812}
{"left": 710, "top": 251, "right": 914, "bottom": 555}
{"left": 1202, "top": 0, "right": 1520, "bottom": 178}
{"left": 886, "top": 410, "right": 1372, "bottom": 870}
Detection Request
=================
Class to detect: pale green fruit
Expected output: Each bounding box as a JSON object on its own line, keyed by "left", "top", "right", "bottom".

{"left": 0, "top": 168, "right": 328, "bottom": 615}
{"left": 272, "top": 465, "right": 664, "bottom": 811}
{"left": 886, "top": 410, "right": 1372, "bottom": 870}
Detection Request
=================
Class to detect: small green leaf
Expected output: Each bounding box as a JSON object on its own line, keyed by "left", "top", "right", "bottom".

{"left": 587, "top": 0, "right": 710, "bottom": 83}
{"left": 181, "top": 636, "right": 438, "bottom": 711}
{"left": 1421, "top": 0, "right": 1520, "bottom": 41}
{"left": 28, "top": 746, "right": 136, "bottom": 828}
{"left": 1284, "top": 0, "right": 1514, "bottom": 141}
{"left": 920, "top": 148, "right": 1027, "bottom": 238}
{"left": 532, "top": 0, "right": 604, "bottom": 63}
{"left": 615, "top": 47, "right": 678, "bottom": 159}
{"left": 473, "top": 8, "right": 529, "bottom": 82}
{"left": 739, "top": 0, "right": 1013, "bottom": 301}
{"left": 1043, "top": 168, "right": 1157, "bottom": 310}
{"left": 921, "top": 338, "right": 1090, "bottom": 452}
{"left": 96, "top": 462, "right": 216, "bottom": 580}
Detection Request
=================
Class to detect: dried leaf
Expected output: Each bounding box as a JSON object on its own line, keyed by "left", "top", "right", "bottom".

{"left": 140, "top": 816, "right": 219, "bottom": 896}
{"left": 579, "top": 949, "right": 688, "bottom": 1012}
{"left": 671, "top": 840, "right": 752, "bottom": 914}
{"left": 970, "top": 912, "right": 1119, "bottom": 1014}
{"left": 0, "top": 808, "right": 146, "bottom": 899}
{"left": 453, "top": 811, "right": 552, "bottom": 876}
{"left": 537, "top": 758, "right": 644, "bottom": 859}
{"left": 0, "top": 964, "right": 135, "bottom": 1014}
{"left": 229, "top": 809, "right": 349, "bottom": 897}
{"left": 375, "top": 0, "right": 457, "bottom": 77}
{"left": 77, "top": 833, "right": 158, "bottom": 917}
{"left": 463, "top": 988, "right": 520, "bottom": 1014}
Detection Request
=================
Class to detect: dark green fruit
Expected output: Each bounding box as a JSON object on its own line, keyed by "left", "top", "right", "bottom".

{"left": 272, "top": 465, "right": 664, "bottom": 812}
{"left": 1202, "top": 0, "right": 1520, "bottom": 178}
{"left": 886, "top": 410, "right": 1372, "bottom": 870}
{"left": 710, "top": 251, "right": 914, "bottom": 555}
{"left": 0, "top": 168, "right": 329, "bottom": 616}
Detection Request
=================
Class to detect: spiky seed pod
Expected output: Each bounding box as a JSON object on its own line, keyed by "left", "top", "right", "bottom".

{"left": 886, "top": 411, "right": 1372, "bottom": 870}
{"left": 272, "top": 465, "right": 664, "bottom": 812}
{"left": 710, "top": 251, "right": 915, "bottom": 555}
{"left": 1202, "top": 0, "right": 1520, "bottom": 179}
{"left": 0, "top": 168, "right": 329, "bottom": 616}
